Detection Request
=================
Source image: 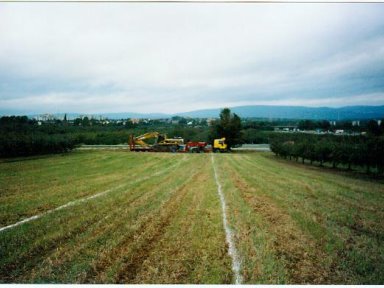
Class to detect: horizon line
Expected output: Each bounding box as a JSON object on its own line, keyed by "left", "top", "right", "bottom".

{"left": 1, "top": 103, "right": 384, "bottom": 117}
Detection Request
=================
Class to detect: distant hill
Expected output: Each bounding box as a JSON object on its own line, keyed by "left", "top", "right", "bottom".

{"left": 0, "top": 111, "right": 169, "bottom": 120}
{"left": 1, "top": 105, "right": 383, "bottom": 120}
{"left": 176, "top": 105, "right": 384, "bottom": 120}
{"left": 98, "top": 112, "right": 168, "bottom": 119}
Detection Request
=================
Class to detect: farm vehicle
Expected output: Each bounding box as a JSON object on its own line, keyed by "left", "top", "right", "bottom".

{"left": 129, "top": 132, "right": 183, "bottom": 152}
{"left": 184, "top": 138, "right": 228, "bottom": 153}
{"left": 183, "top": 141, "right": 212, "bottom": 153}
{"left": 129, "top": 132, "right": 228, "bottom": 153}
{"left": 213, "top": 137, "right": 228, "bottom": 153}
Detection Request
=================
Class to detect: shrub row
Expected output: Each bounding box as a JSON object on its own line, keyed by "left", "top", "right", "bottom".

{"left": 0, "top": 133, "right": 78, "bottom": 157}
{"left": 269, "top": 133, "right": 384, "bottom": 174}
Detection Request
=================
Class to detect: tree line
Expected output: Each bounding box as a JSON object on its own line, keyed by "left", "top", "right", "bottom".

{"left": 269, "top": 133, "right": 384, "bottom": 175}
{"left": 1, "top": 113, "right": 383, "bottom": 161}
{"left": 0, "top": 116, "right": 210, "bottom": 157}
{"left": 0, "top": 132, "right": 78, "bottom": 158}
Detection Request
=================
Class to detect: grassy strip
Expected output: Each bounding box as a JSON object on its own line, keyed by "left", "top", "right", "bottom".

{"left": 220, "top": 152, "right": 384, "bottom": 284}
{"left": 131, "top": 154, "right": 232, "bottom": 284}
{"left": 2, "top": 151, "right": 382, "bottom": 284}
{"left": 222, "top": 154, "right": 329, "bottom": 283}
{"left": 0, "top": 153, "right": 190, "bottom": 282}
{"left": 0, "top": 151, "right": 176, "bottom": 225}
{"left": 214, "top": 154, "right": 288, "bottom": 284}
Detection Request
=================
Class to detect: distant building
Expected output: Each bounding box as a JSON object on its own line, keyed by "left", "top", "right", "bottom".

{"left": 39, "top": 113, "right": 54, "bottom": 121}
{"left": 130, "top": 118, "right": 140, "bottom": 124}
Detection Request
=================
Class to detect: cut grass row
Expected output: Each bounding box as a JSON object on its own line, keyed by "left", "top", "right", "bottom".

{"left": 0, "top": 151, "right": 232, "bottom": 283}
{"left": 0, "top": 151, "right": 178, "bottom": 226}
{"left": 214, "top": 152, "right": 384, "bottom": 284}
{"left": 1, "top": 150, "right": 383, "bottom": 283}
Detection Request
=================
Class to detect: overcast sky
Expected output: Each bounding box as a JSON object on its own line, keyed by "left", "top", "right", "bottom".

{"left": 1, "top": 3, "right": 384, "bottom": 115}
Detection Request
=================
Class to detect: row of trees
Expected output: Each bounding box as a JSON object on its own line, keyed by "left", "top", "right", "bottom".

{"left": 0, "top": 116, "right": 213, "bottom": 157}
{"left": 0, "top": 117, "right": 78, "bottom": 157}
{"left": 0, "top": 133, "right": 77, "bottom": 157}
{"left": 1, "top": 113, "right": 381, "bottom": 162}
{"left": 270, "top": 133, "right": 384, "bottom": 174}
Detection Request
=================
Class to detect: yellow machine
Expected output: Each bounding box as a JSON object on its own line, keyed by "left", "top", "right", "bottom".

{"left": 129, "top": 132, "right": 184, "bottom": 152}
{"left": 129, "top": 132, "right": 159, "bottom": 151}
{"left": 129, "top": 132, "right": 226, "bottom": 153}
{"left": 213, "top": 137, "right": 228, "bottom": 152}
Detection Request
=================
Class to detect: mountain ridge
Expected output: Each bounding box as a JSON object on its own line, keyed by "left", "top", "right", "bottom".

{"left": 1, "top": 105, "right": 383, "bottom": 120}
{"left": 176, "top": 105, "right": 384, "bottom": 120}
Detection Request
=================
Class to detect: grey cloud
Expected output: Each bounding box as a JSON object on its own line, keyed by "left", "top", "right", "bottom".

{"left": 0, "top": 3, "right": 383, "bottom": 114}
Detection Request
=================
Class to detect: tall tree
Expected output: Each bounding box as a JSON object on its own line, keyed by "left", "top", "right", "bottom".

{"left": 63, "top": 113, "right": 68, "bottom": 126}
{"left": 367, "top": 120, "right": 381, "bottom": 136}
{"left": 210, "top": 108, "right": 242, "bottom": 149}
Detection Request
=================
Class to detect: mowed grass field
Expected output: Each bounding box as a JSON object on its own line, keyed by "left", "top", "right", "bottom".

{"left": 0, "top": 150, "right": 383, "bottom": 284}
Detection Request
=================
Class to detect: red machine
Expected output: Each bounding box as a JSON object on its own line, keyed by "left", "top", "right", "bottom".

{"left": 184, "top": 141, "right": 212, "bottom": 153}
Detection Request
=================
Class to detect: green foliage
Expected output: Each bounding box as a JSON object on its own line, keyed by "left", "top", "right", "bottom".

{"left": 0, "top": 132, "right": 77, "bottom": 157}
{"left": 210, "top": 108, "right": 242, "bottom": 149}
{"left": 2, "top": 115, "right": 382, "bottom": 159}
{"left": 0, "top": 116, "right": 214, "bottom": 158}
{"left": 270, "top": 133, "right": 384, "bottom": 175}
{"left": 297, "top": 120, "right": 331, "bottom": 131}
{"left": 367, "top": 120, "right": 382, "bottom": 136}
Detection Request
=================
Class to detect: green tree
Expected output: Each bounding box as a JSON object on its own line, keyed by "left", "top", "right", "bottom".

{"left": 319, "top": 120, "right": 331, "bottom": 131}
{"left": 82, "top": 116, "right": 91, "bottom": 127}
{"left": 298, "top": 120, "right": 316, "bottom": 130}
{"left": 367, "top": 120, "right": 381, "bottom": 136}
{"left": 63, "top": 113, "right": 68, "bottom": 126}
{"left": 210, "top": 108, "right": 242, "bottom": 149}
{"left": 74, "top": 118, "right": 82, "bottom": 126}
